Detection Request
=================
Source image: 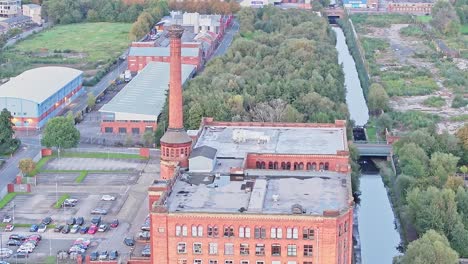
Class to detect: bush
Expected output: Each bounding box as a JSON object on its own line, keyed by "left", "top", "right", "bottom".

{"left": 391, "top": 111, "right": 440, "bottom": 131}
{"left": 400, "top": 25, "right": 426, "bottom": 37}
{"left": 451, "top": 95, "right": 468, "bottom": 108}
{"left": 423, "top": 96, "right": 446, "bottom": 107}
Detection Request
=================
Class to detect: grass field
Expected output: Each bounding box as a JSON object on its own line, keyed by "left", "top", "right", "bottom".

{"left": 0, "top": 22, "right": 131, "bottom": 79}
{"left": 462, "top": 25, "right": 468, "bottom": 35}
{"left": 416, "top": 15, "right": 432, "bottom": 23}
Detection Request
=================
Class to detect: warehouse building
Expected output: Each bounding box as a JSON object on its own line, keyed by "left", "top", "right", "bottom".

{"left": 127, "top": 46, "right": 202, "bottom": 73}
{"left": 99, "top": 62, "right": 196, "bottom": 135}
{"left": 0, "top": 67, "right": 83, "bottom": 130}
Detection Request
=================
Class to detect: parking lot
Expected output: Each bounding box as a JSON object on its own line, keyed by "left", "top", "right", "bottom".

{"left": 0, "top": 155, "right": 160, "bottom": 263}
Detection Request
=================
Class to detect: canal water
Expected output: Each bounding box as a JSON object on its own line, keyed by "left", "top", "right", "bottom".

{"left": 332, "top": 26, "right": 401, "bottom": 263}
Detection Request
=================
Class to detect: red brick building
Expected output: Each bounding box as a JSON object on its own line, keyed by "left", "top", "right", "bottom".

{"left": 138, "top": 24, "right": 354, "bottom": 264}
{"left": 128, "top": 46, "right": 202, "bottom": 73}
{"left": 387, "top": 2, "right": 433, "bottom": 13}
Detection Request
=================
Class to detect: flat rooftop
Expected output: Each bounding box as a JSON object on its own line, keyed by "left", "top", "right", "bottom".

{"left": 166, "top": 171, "right": 350, "bottom": 215}
{"left": 0, "top": 67, "right": 82, "bottom": 104}
{"left": 99, "top": 62, "right": 195, "bottom": 120}
{"left": 194, "top": 125, "right": 347, "bottom": 157}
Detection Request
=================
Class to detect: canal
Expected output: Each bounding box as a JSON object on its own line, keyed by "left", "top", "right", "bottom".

{"left": 332, "top": 26, "right": 401, "bottom": 263}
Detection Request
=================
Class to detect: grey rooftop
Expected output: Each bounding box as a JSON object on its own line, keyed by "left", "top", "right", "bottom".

{"left": 194, "top": 125, "right": 348, "bottom": 157}
{"left": 166, "top": 170, "right": 350, "bottom": 215}
{"left": 128, "top": 46, "right": 200, "bottom": 57}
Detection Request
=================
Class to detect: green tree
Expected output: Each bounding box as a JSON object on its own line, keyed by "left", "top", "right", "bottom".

{"left": 397, "top": 143, "right": 429, "bottom": 177}
{"left": 429, "top": 152, "right": 460, "bottom": 185}
{"left": 142, "top": 131, "right": 155, "bottom": 147}
{"left": 18, "top": 158, "right": 36, "bottom": 176}
{"left": 368, "top": 83, "right": 389, "bottom": 114}
{"left": 86, "top": 9, "right": 99, "bottom": 22}
{"left": 87, "top": 92, "right": 96, "bottom": 110}
{"left": 0, "top": 108, "right": 15, "bottom": 148}
{"left": 187, "top": 103, "right": 204, "bottom": 129}
{"left": 41, "top": 117, "right": 80, "bottom": 149}
{"left": 400, "top": 230, "right": 459, "bottom": 264}
{"left": 431, "top": 0, "right": 461, "bottom": 36}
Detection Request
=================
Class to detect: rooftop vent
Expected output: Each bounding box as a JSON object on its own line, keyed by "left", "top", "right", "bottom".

{"left": 272, "top": 194, "right": 279, "bottom": 202}
{"left": 239, "top": 207, "right": 247, "bottom": 213}
{"left": 291, "top": 204, "right": 304, "bottom": 214}
{"left": 232, "top": 129, "right": 270, "bottom": 144}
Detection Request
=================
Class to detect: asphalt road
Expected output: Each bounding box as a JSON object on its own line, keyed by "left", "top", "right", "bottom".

{"left": 213, "top": 19, "right": 240, "bottom": 58}
{"left": 4, "top": 23, "right": 50, "bottom": 48}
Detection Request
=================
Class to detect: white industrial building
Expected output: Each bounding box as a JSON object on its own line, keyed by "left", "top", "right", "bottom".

{"left": 0, "top": 0, "right": 21, "bottom": 18}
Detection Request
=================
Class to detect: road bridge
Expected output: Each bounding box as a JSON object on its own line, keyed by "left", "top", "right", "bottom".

{"left": 354, "top": 141, "right": 393, "bottom": 157}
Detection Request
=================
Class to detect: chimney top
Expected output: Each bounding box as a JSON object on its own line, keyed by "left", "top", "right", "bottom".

{"left": 168, "top": 24, "right": 184, "bottom": 39}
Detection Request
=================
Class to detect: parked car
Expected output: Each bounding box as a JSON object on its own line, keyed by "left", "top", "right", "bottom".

{"left": 9, "top": 234, "right": 23, "bottom": 241}
{"left": 7, "top": 239, "right": 22, "bottom": 246}
{"left": 138, "top": 231, "right": 150, "bottom": 240}
{"left": 98, "top": 224, "right": 108, "bottom": 232}
{"left": 29, "top": 224, "right": 38, "bottom": 232}
{"left": 41, "top": 217, "right": 52, "bottom": 225}
{"left": 140, "top": 223, "right": 150, "bottom": 231}
{"left": 87, "top": 225, "right": 98, "bottom": 234}
{"left": 37, "top": 224, "right": 47, "bottom": 233}
{"left": 98, "top": 250, "right": 108, "bottom": 260}
{"left": 91, "top": 216, "right": 101, "bottom": 225}
{"left": 79, "top": 226, "right": 89, "bottom": 234}
{"left": 4, "top": 224, "right": 14, "bottom": 232}
{"left": 109, "top": 250, "right": 118, "bottom": 260}
{"left": 0, "top": 248, "right": 13, "bottom": 258}
{"left": 54, "top": 225, "right": 64, "bottom": 232}
{"left": 66, "top": 217, "right": 76, "bottom": 225}
{"left": 91, "top": 208, "right": 108, "bottom": 215}
{"left": 110, "top": 219, "right": 119, "bottom": 228}
{"left": 141, "top": 245, "right": 150, "bottom": 257}
{"left": 123, "top": 237, "right": 135, "bottom": 246}
{"left": 101, "top": 195, "right": 116, "bottom": 201}
{"left": 3, "top": 215, "right": 12, "bottom": 223}
{"left": 90, "top": 251, "right": 99, "bottom": 261}
{"left": 76, "top": 217, "right": 84, "bottom": 226}
{"left": 61, "top": 225, "right": 70, "bottom": 234}
{"left": 70, "top": 225, "right": 80, "bottom": 234}
{"left": 12, "top": 252, "right": 28, "bottom": 259}
{"left": 27, "top": 234, "right": 41, "bottom": 241}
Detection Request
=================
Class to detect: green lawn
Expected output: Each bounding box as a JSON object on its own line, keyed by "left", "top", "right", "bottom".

{"left": 462, "top": 25, "right": 468, "bottom": 35}
{"left": 416, "top": 15, "right": 432, "bottom": 23}
{"left": 54, "top": 194, "right": 70, "bottom": 209}
{"left": 75, "top": 171, "right": 88, "bottom": 183}
{"left": 0, "top": 22, "right": 131, "bottom": 79}
{"left": 0, "top": 193, "right": 17, "bottom": 209}
{"left": 15, "top": 22, "right": 131, "bottom": 63}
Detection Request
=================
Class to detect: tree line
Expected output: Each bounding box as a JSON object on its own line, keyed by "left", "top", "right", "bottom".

{"left": 168, "top": 0, "right": 240, "bottom": 15}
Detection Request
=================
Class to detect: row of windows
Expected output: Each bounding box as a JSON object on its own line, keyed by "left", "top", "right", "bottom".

{"left": 163, "top": 147, "right": 190, "bottom": 158}
{"left": 177, "top": 242, "right": 313, "bottom": 257}
{"left": 178, "top": 261, "right": 312, "bottom": 264}
{"left": 255, "top": 161, "right": 330, "bottom": 171}
{"left": 176, "top": 226, "right": 317, "bottom": 240}
{"left": 103, "top": 127, "right": 153, "bottom": 134}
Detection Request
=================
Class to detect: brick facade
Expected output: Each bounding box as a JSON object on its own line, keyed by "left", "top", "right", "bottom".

{"left": 387, "top": 2, "right": 433, "bottom": 14}
{"left": 100, "top": 120, "right": 157, "bottom": 135}
{"left": 128, "top": 53, "right": 202, "bottom": 73}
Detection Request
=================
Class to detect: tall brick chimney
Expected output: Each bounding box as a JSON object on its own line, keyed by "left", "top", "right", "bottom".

{"left": 159, "top": 25, "right": 192, "bottom": 180}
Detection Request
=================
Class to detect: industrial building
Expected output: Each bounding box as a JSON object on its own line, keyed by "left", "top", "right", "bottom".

{"left": 127, "top": 46, "right": 202, "bottom": 73}
{"left": 0, "top": 0, "right": 21, "bottom": 18}
{"left": 22, "top": 3, "right": 41, "bottom": 25}
{"left": 99, "top": 62, "right": 196, "bottom": 135}
{"left": 138, "top": 25, "right": 354, "bottom": 264}
{"left": 0, "top": 67, "right": 83, "bottom": 130}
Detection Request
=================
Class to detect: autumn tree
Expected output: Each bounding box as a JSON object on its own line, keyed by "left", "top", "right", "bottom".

{"left": 18, "top": 159, "right": 36, "bottom": 176}
{"left": 399, "top": 230, "right": 459, "bottom": 264}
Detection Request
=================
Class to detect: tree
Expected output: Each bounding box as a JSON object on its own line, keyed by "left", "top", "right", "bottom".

{"left": 87, "top": 92, "right": 96, "bottom": 110}
{"left": 431, "top": 0, "right": 461, "bottom": 36}
{"left": 456, "top": 124, "right": 468, "bottom": 150}
{"left": 124, "top": 134, "right": 133, "bottom": 147}
{"left": 400, "top": 230, "right": 459, "bottom": 264}
{"left": 368, "top": 83, "right": 389, "bottom": 114}
{"left": 18, "top": 158, "right": 36, "bottom": 176}
{"left": 429, "top": 152, "right": 460, "bottom": 185}
{"left": 397, "top": 143, "right": 429, "bottom": 178}
{"left": 41, "top": 117, "right": 80, "bottom": 149}
{"left": 0, "top": 108, "right": 15, "bottom": 147}
{"left": 142, "top": 131, "right": 154, "bottom": 147}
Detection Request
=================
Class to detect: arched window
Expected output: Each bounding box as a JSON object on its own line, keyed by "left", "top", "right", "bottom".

{"left": 268, "top": 161, "right": 273, "bottom": 169}
{"left": 293, "top": 162, "right": 299, "bottom": 170}
{"left": 286, "top": 162, "right": 291, "bottom": 170}
{"left": 175, "top": 149, "right": 179, "bottom": 157}
{"left": 256, "top": 161, "right": 261, "bottom": 169}
{"left": 170, "top": 149, "right": 174, "bottom": 157}
{"left": 197, "top": 225, "right": 203, "bottom": 237}
{"left": 324, "top": 162, "right": 329, "bottom": 171}
{"left": 239, "top": 226, "right": 245, "bottom": 238}
{"left": 319, "top": 162, "right": 324, "bottom": 170}
{"left": 182, "top": 225, "right": 188, "bottom": 236}
{"left": 299, "top": 162, "right": 304, "bottom": 170}
{"left": 261, "top": 161, "right": 266, "bottom": 169}
{"left": 175, "top": 225, "right": 182, "bottom": 236}
{"left": 306, "top": 162, "right": 312, "bottom": 170}
{"left": 281, "top": 162, "right": 286, "bottom": 170}
{"left": 273, "top": 162, "right": 278, "bottom": 169}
